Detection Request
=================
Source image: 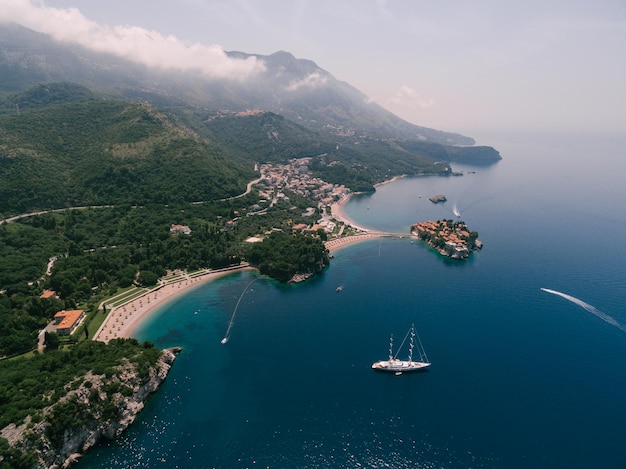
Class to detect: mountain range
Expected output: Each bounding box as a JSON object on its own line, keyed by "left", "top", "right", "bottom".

{"left": 0, "top": 22, "right": 501, "bottom": 215}
{"left": 0, "top": 22, "right": 475, "bottom": 144}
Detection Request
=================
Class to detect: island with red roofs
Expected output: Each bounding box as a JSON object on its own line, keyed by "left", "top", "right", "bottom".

{"left": 411, "top": 219, "right": 482, "bottom": 259}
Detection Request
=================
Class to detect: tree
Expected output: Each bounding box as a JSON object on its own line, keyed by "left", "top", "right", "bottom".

{"left": 246, "top": 231, "right": 328, "bottom": 282}
{"left": 468, "top": 231, "right": 479, "bottom": 248}
{"left": 44, "top": 332, "right": 60, "bottom": 351}
{"left": 0, "top": 330, "right": 34, "bottom": 356}
{"left": 137, "top": 270, "right": 159, "bottom": 287}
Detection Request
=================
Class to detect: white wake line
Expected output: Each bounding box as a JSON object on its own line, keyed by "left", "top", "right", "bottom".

{"left": 541, "top": 288, "right": 626, "bottom": 333}
{"left": 222, "top": 277, "right": 259, "bottom": 344}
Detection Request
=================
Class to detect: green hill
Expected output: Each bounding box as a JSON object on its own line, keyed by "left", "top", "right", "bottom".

{"left": 0, "top": 89, "right": 256, "bottom": 216}
{"left": 0, "top": 83, "right": 500, "bottom": 217}
{"left": 200, "top": 110, "right": 334, "bottom": 163}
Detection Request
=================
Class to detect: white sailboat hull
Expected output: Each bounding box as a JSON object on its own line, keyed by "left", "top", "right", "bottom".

{"left": 371, "top": 359, "right": 430, "bottom": 372}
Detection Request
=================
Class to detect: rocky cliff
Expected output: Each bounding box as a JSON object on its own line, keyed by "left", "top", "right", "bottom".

{"left": 1, "top": 347, "right": 181, "bottom": 469}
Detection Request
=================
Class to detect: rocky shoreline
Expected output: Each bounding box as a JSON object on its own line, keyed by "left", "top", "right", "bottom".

{"left": 1, "top": 347, "right": 181, "bottom": 469}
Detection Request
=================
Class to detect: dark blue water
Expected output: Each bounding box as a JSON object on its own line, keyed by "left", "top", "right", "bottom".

{"left": 79, "top": 133, "right": 626, "bottom": 468}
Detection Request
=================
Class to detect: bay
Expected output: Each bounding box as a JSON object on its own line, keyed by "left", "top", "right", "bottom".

{"left": 78, "top": 132, "right": 626, "bottom": 468}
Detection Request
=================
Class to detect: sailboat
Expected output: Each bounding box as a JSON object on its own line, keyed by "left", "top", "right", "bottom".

{"left": 371, "top": 324, "right": 431, "bottom": 373}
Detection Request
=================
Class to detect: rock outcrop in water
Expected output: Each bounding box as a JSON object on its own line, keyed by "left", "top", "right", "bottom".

{"left": 1, "top": 347, "right": 181, "bottom": 469}
{"left": 428, "top": 194, "right": 447, "bottom": 203}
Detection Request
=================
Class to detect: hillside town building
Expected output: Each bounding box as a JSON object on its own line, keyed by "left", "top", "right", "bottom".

{"left": 54, "top": 310, "right": 86, "bottom": 335}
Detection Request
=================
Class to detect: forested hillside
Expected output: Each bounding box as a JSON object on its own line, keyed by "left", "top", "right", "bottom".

{"left": 0, "top": 338, "right": 169, "bottom": 468}
{"left": 0, "top": 83, "right": 500, "bottom": 218}
{"left": 200, "top": 110, "right": 333, "bottom": 163}
{"left": 0, "top": 84, "right": 255, "bottom": 216}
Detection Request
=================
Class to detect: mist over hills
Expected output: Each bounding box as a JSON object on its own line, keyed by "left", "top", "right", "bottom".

{"left": 0, "top": 23, "right": 475, "bottom": 145}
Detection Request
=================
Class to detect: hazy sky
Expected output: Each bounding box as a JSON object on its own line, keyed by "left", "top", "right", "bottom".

{"left": 2, "top": 0, "right": 625, "bottom": 138}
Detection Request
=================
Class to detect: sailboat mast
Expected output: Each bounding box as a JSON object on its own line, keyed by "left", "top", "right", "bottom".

{"left": 372, "top": 324, "right": 431, "bottom": 373}
{"left": 414, "top": 327, "right": 429, "bottom": 363}
{"left": 393, "top": 328, "right": 410, "bottom": 359}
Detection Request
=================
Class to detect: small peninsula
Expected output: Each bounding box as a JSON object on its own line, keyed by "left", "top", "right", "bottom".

{"left": 411, "top": 219, "right": 482, "bottom": 259}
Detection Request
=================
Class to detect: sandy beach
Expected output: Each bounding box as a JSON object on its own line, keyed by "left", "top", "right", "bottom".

{"left": 93, "top": 266, "right": 254, "bottom": 342}
{"left": 325, "top": 233, "right": 387, "bottom": 252}
{"left": 94, "top": 191, "right": 395, "bottom": 342}
{"left": 326, "top": 191, "right": 392, "bottom": 252}
{"left": 92, "top": 230, "right": 375, "bottom": 342}
{"left": 329, "top": 174, "right": 406, "bottom": 235}
{"left": 329, "top": 195, "right": 375, "bottom": 233}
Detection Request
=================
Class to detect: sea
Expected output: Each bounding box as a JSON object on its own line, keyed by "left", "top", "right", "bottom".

{"left": 77, "top": 131, "right": 626, "bottom": 468}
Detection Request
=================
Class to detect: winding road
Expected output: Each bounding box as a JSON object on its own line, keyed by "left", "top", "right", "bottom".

{"left": 0, "top": 175, "right": 264, "bottom": 223}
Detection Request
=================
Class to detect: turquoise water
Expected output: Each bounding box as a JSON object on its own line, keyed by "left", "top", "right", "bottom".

{"left": 78, "top": 133, "right": 626, "bottom": 468}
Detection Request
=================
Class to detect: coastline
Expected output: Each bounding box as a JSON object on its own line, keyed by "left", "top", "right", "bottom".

{"left": 374, "top": 174, "right": 406, "bottom": 188}
{"left": 325, "top": 233, "right": 386, "bottom": 252}
{"left": 329, "top": 194, "right": 374, "bottom": 233}
{"left": 94, "top": 265, "right": 254, "bottom": 342}
{"left": 327, "top": 183, "right": 398, "bottom": 252}
{"left": 95, "top": 182, "right": 401, "bottom": 341}
{"left": 329, "top": 174, "right": 406, "bottom": 234}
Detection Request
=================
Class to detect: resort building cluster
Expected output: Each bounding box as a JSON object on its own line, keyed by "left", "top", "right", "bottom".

{"left": 258, "top": 158, "right": 350, "bottom": 208}
{"left": 252, "top": 159, "right": 351, "bottom": 233}
{"left": 411, "top": 219, "right": 481, "bottom": 259}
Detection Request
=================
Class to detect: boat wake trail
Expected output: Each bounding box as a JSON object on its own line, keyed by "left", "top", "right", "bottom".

{"left": 222, "top": 277, "right": 259, "bottom": 344}
{"left": 541, "top": 288, "right": 626, "bottom": 333}
{"left": 452, "top": 202, "right": 461, "bottom": 218}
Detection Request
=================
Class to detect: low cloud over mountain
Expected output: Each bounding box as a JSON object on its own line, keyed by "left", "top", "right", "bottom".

{"left": 0, "top": 0, "right": 265, "bottom": 80}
